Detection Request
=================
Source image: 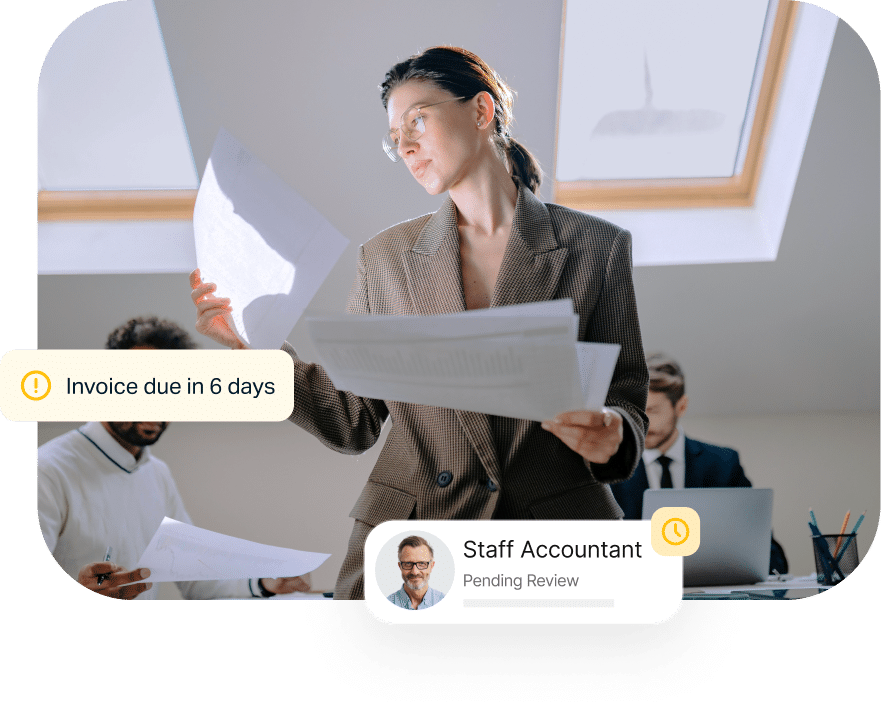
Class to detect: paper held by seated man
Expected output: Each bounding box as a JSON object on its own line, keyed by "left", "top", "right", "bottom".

{"left": 135, "top": 517, "right": 330, "bottom": 583}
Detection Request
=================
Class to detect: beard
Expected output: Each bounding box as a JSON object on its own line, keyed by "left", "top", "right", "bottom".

{"left": 645, "top": 424, "right": 677, "bottom": 451}
{"left": 404, "top": 575, "right": 429, "bottom": 592}
{"left": 106, "top": 422, "right": 168, "bottom": 447}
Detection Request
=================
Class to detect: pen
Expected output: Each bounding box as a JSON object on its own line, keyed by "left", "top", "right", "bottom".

{"left": 96, "top": 546, "right": 113, "bottom": 586}
{"left": 833, "top": 510, "right": 866, "bottom": 566}
{"left": 809, "top": 509, "right": 818, "bottom": 530}
{"left": 809, "top": 522, "right": 843, "bottom": 583}
{"left": 833, "top": 511, "right": 851, "bottom": 558}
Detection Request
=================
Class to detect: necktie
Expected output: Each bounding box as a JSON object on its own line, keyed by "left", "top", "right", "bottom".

{"left": 657, "top": 455, "right": 673, "bottom": 489}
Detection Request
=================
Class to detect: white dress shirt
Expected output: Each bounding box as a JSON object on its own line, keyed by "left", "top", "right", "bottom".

{"left": 38, "top": 422, "right": 261, "bottom": 599}
{"left": 642, "top": 429, "right": 686, "bottom": 490}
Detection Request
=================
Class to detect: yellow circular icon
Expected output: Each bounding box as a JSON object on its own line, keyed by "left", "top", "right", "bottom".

{"left": 22, "top": 371, "right": 52, "bottom": 401}
{"left": 662, "top": 517, "right": 689, "bottom": 546}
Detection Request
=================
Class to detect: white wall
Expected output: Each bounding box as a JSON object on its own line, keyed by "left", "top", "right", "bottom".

{"left": 680, "top": 412, "right": 879, "bottom": 576}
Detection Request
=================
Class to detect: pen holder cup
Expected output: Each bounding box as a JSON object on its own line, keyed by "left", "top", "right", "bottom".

{"left": 812, "top": 534, "right": 859, "bottom": 585}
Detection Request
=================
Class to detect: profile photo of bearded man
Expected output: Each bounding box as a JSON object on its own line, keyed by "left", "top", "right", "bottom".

{"left": 386, "top": 535, "right": 445, "bottom": 610}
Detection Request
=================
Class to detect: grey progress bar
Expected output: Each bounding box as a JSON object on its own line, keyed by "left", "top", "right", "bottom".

{"left": 463, "top": 599, "right": 614, "bottom": 608}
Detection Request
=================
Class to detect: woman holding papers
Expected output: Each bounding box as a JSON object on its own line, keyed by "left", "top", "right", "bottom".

{"left": 190, "top": 47, "right": 648, "bottom": 600}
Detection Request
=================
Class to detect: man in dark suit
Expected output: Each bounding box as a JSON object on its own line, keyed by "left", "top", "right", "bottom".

{"left": 611, "top": 353, "right": 788, "bottom": 574}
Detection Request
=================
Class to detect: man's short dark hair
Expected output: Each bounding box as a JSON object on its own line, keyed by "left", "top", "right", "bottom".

{"left": 398, "top": 535, "right": 434, "bottom": 560}
{"left": 105, "top": 317, "right": 197, "bottom": 350}
{"left": 646, "top": 352, "right": 685, "bottom": 406}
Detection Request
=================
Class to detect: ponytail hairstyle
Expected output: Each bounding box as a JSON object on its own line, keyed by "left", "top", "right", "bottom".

{"left": 380, "top": 46, "right": 542, "bottom": 194}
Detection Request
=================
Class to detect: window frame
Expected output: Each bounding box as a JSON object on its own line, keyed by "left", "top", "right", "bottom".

{"left": 37, "top": 189, "right": 197, "bottom": 222}
{"left": 552, "top": 0, "right": 798, "bottom": 211}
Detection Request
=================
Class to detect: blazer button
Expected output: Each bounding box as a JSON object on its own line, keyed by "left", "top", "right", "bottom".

{"left": 486, "top": 480, "right": 498, "bottom": 492}
{"left": 437, "top": 471, "right": 453, "bottom": 488}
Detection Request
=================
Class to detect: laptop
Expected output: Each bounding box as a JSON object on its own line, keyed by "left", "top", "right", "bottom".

{"left": 642, "top": 488, "right": 773, "bottom": 587}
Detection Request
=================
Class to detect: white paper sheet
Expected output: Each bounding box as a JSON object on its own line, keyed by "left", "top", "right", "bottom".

{"left": 306, "top": 300, "right": 621, "bottom": 421}
{"left": 134, "top": 517, "right": 330, "bottom": 582}
{"left": 577, "top": 342, "right": 621, "bottom": 410}
{"left": 193, "top": 128, "right": 349, "bottom": 348}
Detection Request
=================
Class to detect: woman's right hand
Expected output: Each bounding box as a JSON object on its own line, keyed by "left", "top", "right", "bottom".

{"left": 189, "top": 268, "right": 247, "bottom": 349}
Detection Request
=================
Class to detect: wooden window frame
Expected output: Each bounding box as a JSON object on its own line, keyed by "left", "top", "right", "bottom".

{"left": 37, "top": 189, "right": 196, "bottom": 222}
{"left": 553, "top": 0, "right": 798, "bottom": 211}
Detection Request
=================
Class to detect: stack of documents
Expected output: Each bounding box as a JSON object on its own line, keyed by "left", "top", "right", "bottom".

{"left": 306, "top": 299, "right": 620, "bottom": 422}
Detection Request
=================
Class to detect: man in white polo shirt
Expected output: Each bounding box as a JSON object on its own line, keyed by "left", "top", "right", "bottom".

{"left": 38, "top": 316, "right": 311, "bottom": 599}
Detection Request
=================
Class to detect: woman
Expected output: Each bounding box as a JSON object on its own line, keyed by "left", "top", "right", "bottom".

{"left": 190, "top": 46, "right": 648, "bottom": 599}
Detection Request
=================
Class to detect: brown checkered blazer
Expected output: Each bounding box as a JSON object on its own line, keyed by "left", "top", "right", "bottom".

{"left": 285, "top": 184, "right": 648, "bottom": 599}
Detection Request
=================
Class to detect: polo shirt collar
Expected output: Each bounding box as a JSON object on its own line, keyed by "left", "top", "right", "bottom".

{"left": 78, "top": 421, "right": 151, "bottom": 473}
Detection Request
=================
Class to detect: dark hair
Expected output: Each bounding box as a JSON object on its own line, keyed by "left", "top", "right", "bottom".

{"left": 646, "top": 352, "right": 685, "bottom": 406}
{"left": 106, "top": 316, "right": 197, "bottom": 350}
{"left": 380, "top": 46, "right": 542, "bottom": 194}
{"left": 398, "top": 535, "right": 434, "bottom": 560}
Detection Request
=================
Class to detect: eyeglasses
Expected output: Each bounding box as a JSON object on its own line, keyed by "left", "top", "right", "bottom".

{"left": 399, "top": 561, "right": 431, "bottom": 570}
{"left": 382, "top": 97, "right": 466, "bottom": 162}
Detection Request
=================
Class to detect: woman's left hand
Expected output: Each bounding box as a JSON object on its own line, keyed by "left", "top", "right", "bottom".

{"left": 541, "top": 409, "right": 623, "bottom": 464}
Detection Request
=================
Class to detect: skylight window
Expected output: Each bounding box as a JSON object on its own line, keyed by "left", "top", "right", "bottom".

{"left": 37, "top": 0, "right": 198, "bottom": 273}
{"left": 38, "top": 0, "right": 195, "bottom": 192}
{"left": 555, "top": 0, "right": 795, "bottom": 211}
{"left": 558, "top": 0, "right": 769, "bottom": 181}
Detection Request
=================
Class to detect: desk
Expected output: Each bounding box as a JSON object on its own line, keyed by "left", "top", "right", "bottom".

{"left": 683, "top": 575, "right": 827, "bottom": 600}
{"left": 271, "top": 591, "right": 334, "bottom": 600}
{"left": 223, "top": 591, "right": 334, "bottom": 600}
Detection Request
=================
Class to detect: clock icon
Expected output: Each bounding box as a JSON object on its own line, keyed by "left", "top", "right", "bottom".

{"left": 662, "top": 518, "right": 689, "bottom": 546}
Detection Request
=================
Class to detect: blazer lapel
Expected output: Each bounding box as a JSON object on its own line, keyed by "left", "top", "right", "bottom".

{"left": 684, "top": 437, "right": 703, "bottom": 488}
{"left": 490, "top": 185, "right": 569, "bottom": 309}
{"left": 401, "top": 196, "right": 501, "bottom": 484}
{"left": 495, "top": 186, "right": 570, "bottom": 465}
{"left": 401, "top": 196, "right": 466, "bottom": 316}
